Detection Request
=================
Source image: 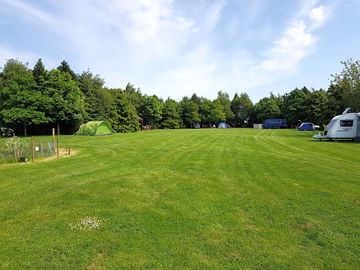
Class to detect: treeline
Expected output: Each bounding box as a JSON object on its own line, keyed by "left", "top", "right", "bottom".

{"left": 0, "top": 58, "right": 359, "bottom": 135}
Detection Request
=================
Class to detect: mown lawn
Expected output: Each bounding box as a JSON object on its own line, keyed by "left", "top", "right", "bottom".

{"left": 0, "top": 129, "right": 359, "bottom": 269}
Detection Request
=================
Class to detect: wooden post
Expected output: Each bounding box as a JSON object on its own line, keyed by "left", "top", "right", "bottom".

{"left": 52, "top": 128, "right": 55, "bottom": 156}
{"left": 31, "top": 136, "right": 35, "bottom": 162}
{"left": 68, "top": 146, "right": 71, "bottom": 155}
{"left": 56, "top": 127, "right": 59, "bottom": 158}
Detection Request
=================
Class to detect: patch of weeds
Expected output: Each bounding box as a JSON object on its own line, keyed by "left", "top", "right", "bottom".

{"left": 0, "top": 136, "right": 28, "bottom": 163}
{"left": 295, "top": 222, "right": 313, "bottom": 232}
{"left": 295, "top": 221, "right": 327, "bottom": 247}
{"left": 69, "top": 216, "right": 104, "bottom": 231}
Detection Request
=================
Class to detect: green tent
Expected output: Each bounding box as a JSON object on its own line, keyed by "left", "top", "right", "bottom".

{"left": 76, "top": 121, "right": 113, "bottom": 136}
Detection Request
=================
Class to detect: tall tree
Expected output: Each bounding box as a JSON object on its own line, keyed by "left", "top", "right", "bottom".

{"left": 161, "top": 98, "right": 181, "bottom": 129}
{"left": 180, "top": 97, "right": 201, "bottom": 128}
{"left": 190, "top": 93, "right": 201, "bottom": 105}
{"left": 327, "top": 83, "right": 346, "bottom": 117}
{"left": 43, "top": 69, "right": 85, "bottom": 133}
{"left": 32, "top": 58, "right": 47, "bottom": 84}
{"left": 124, "top": 82, "right": 144, "bottom": 112}
{"left": 199, "top": 98, "right": 224, "bottom": 126}
{"left": 108, "top": 89, "right": 140, "bottom": 133}
{"left": 0, "top": 59, "right": 49, "bottom": 136}
{"left": 140, "top": 95, "right": 163, "bottom": 127}
{"left": 215, "top": 91, "right": 234, "bottom": 124}
{"left": 57, "top": 60, "right": 77, "bottom": 80}
{"left": 77, "top": 71, "right": 108, "bottom": 121}
{"left": 252, "top": 96, "right": 281, "bottom": 123}
{"left": 281, "top": 87, "right": 310, "bottom": 126}
{"left": 231, "top": 92, "right": 253, "bottom": 127}
{"left": 306, "top": 89, "right": 329, "bottom": 126}
{"left": 330, "top": 59, "right": 360, "bottom": 111}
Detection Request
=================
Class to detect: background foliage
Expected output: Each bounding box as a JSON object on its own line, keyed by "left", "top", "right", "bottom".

{"left": 1, "top": 58, "right": 360, "bottom": 135}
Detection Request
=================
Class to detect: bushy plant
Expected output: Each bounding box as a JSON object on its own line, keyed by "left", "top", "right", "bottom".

{"left": 2, "top": 137, "right": 28, "bottom": 162}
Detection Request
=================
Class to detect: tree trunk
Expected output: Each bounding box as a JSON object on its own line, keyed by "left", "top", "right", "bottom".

{"left": 57, "top": 123, "right": 60, "bottom": 136}
{"left": 24, "top": 124, "right": 27, "bottom": 137}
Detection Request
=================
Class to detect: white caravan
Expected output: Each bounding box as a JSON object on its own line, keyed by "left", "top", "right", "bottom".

{"left": 314, "top": 108, "right": 360, "bottom": 142}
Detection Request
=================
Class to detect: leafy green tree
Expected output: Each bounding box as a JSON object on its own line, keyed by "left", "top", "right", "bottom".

{"left": 43, "top": 69, "right": 85, "bottom": 133}
{"left": 327, "top": 83, "right": 346, "bottom": 117}
{"left": 199, "top": 98, "right": 224, "bottom": 126}
{"left": 330, "top": 59, "right": 360, "bottom": 111}
{"left": 57, "top": 60, "right": 77, "bottom": 80}
{"left": 231, "top": 92, "right": 253, "bottom": 127}
{"left": 190, "top": 93, "right": 201, "bottom": 105}
{"left": 0, "top": 59, "right": 49, "bottom": 136}
{"left": 140, "top": 95, "right": 163, "bottom": 127}
{"left": 306, "top": 89, "right": 329, "bottom": 126}
{"left": 124, "top": 83, "right": 145, "bottom": 112}
{"left": 215, "top": 91, "right": 234, "bottom": 124}
{"left": 108, "top": 89, "right": 140, "bottom": 133}
{"left": 32, "top": 58, "right": 47, "bottom": 84}
{"left": 78, "top": 71, "right": 110, "bottom": 121}
{"left": 281, "top": 87, "right": 310, "bottom": 126}
{"left": 180, "top": 97, "right": 201, "bottom": 128}
{"left": 252, "top": 96, "right": 281, "bottom": 123}
{"left": 212, "top": 100, "right": 226, "bottom": 123}
{"left": 161, "top": 98, "right": 181, "bottom": 129}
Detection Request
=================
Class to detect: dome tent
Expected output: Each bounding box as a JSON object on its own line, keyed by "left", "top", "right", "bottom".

{"left": 218, "top": 122, "right": 230, "bottom": 128}
{"left": 76, "top": 121, "right": 113, "bottom": 136}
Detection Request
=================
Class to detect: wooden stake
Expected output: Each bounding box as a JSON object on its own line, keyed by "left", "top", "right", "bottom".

{"left": 52, "top": 128, "right": 55, "bottom": 155}
{"left": 31, "top": 136, "right": 35, "bottom": 162}
{"left": 56, "top": 126, "right": 59, "bottom": 158}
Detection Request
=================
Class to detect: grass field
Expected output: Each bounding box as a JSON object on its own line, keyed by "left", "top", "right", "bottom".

{"left": 0, "top": 129, "right": 359, "bottom": 269}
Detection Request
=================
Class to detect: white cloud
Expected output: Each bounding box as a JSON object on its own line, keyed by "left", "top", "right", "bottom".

{"left": 309, "top": 5, "right": 332, "bottom": 29}
{"left": 203, "top": 0, "right": 226, "bottom": 33}
{"left": 0, "top": 0, "right": 334, "bottom": 101}
{"left": 260, "top": 20, "right": 316, "bottom": 72}
{"left": 259, "top": 3, "right": 333, "bottom": 75}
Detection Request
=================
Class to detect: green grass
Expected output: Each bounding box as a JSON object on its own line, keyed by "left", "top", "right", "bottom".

{"left": 0, "top": 129, "right": 359, "bottom": 269}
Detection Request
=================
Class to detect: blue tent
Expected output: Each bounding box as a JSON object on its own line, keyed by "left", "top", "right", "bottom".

{"left": 218, "top": 122, "right": 230, "bottom": 128}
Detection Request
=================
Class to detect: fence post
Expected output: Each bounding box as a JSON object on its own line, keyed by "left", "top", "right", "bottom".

{"left": 52, "top": 128, "right": 55, "bottom": 156}
{"left": 31, "top": 136, "right": 35, "bottom": 162}
{"left": 56, "top": 128, "right": 59, "bottom": 158}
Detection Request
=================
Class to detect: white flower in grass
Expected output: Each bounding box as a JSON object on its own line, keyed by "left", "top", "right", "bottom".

{"left": 69, "top": 216, "right": 103, "bottom": 230}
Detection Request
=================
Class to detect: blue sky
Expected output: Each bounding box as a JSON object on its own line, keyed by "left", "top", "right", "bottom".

{"left": 0, "top": 0, "right": 359, "bottom": 102}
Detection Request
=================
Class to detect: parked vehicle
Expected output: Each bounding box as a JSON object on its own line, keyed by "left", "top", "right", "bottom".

{"left": 262, "top": 119, "right": 287, "bottom": 129}
{"left": 298, "top": 122, "right": 320, "bottom": 131}
{"left": 314, "top": 108, "right": 360, "bottom": 142}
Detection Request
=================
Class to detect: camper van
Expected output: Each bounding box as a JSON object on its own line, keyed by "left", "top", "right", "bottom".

{"left": 314, "top": 108, "right": 360, "bottom": 142}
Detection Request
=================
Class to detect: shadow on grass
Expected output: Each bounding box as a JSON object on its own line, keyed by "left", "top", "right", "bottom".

{"left": 306, "top": 139, "right": 360, "bottom": 144}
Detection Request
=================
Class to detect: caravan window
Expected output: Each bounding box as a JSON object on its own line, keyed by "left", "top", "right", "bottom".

{"left": 340, "top": 120, "right": 353, "bottom": 127}
{"left": 327, "top": 119, "right": 337, "bottom": 129}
